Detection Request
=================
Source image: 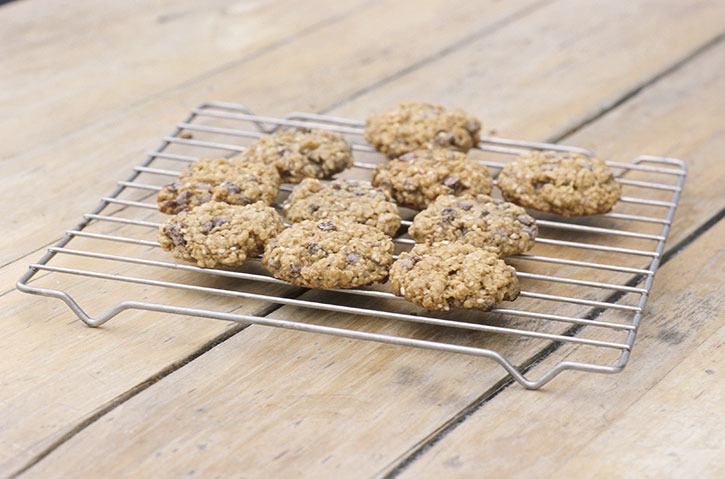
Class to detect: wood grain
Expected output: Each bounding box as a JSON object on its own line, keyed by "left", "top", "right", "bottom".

{"left": 396, "top": 220, "right": 725, "bottom": 479}
{"left": 17, "top": 35, "right": 725, "bottom": 478}
{"left": 1, "top": 0, "right": 542, "bottom": 267}
{"left": 0, "top": 0, "right": 368, "bottom": 158}
{"left": 1, "top": 0, "right": 546, "bottom": 473}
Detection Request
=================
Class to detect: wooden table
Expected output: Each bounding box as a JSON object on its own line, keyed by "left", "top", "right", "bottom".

{"left": 2, "top": 1, "right": 724, "bottom": 477}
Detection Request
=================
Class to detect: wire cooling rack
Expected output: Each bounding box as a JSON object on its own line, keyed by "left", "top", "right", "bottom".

{"left": 17, "top": 101, "right": 686, "bottom": 389}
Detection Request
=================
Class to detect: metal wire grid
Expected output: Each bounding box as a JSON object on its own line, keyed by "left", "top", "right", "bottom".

{"left": 17, "top": 101, "right": 687, "bottom": 389}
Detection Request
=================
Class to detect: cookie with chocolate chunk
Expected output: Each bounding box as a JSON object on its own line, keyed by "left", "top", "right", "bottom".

{"left": 157, "top": 158, "right": 280, "bottom": 214}
{"left": 409, "top": 195, "right": 537, "bottom": 256}
{"left": 372, "top": 149, "right": 493, "bottom": 210}
{"left": 389, "top": 241, "right": 519, "bottom": 311}
{"left": 497, "top": 150, "right": 621, "bottom": 216}
{"left": 158, "top": 201, "right": 284, "bottom": 268}
{"left": 283, "top": 178, "right": 401, "bottom": 236}
{"left": 241, "top": 128, "right": 353, "bottom": 184}
{"left": 365, "top": 102, "right": 481, "bottom": 158}
{"left": 263, "top": 219, "right": 394, "bottom": 288}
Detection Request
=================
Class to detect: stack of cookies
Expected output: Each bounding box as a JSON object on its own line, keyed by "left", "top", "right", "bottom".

{"left": 157, "top": 102, "right": 621, "bottom": 313}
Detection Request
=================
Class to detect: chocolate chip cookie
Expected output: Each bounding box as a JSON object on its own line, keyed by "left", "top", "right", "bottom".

{"left": 283, "top": 178, "right": 401, "bottom": 236}
{"left": 241, "top": 128, "right": 354, "bottom": 184}
{"left": 159, "top": 201, "right": 284, "bottom": 268}
{"left": 263, "top": 219, "right": 394, "bottom": 288}
{"left": 408, "top": 195, "right": 537, "bottom": 256}
{"left": 497, "top": 150, "right": 621, "bottom": 216}
{"left": 372, "top": 149, "right": 493, "bottom": 210}
{"left": 389, "top": 241, "right": 520, "bottom": 311}
{"left": 157, "top": 158, "right": 280, "bottom": 214}
{"left": 365, "top": 102, "right": 482, "bottom": 158}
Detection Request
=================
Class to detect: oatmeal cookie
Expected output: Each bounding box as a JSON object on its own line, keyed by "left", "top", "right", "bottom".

{"left": 365, "top": 102, "right": 481, "bottom": 158}
{"left": 372, "top": 149, "right": 493, "bottom": 210}
{"left": 158, "top": 201, "right": 284, "bottom": 268}
{"left": 157, "top": 158, "right": 280, "bottom": 214}
{"left": 263, "top": 219, "right": 394, "bottom": 288}
{"left": 497, "top": 150, "right": 621, "bottom": 216}
{"left": 389, "top": 241, "right": 519, "bottom": 311}
{"left": 408, "top": 195, "right": 537, "bottom": 256}
{"left": 283, "top": 178, "right": 401, "bottom": 236}
{"left": 241, "top": 128, "right": 354, "bottom": 183}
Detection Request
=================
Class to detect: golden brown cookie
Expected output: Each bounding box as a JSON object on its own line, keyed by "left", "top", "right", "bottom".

{"left": 372, "top": 149, "right": 493, "bottom": 210}
{"left": 409, "top": 195, "right": 537, "bottom": 256}
{"left": 389, "top": 241, "right": 519, "bottom": 311}
{"left": 365, "top": 102, "right": 481, "bottom": 158}
{"left": 497, "top": 150, "right": 621, "bottom": 216}
{"left": 263, "top": 219, "right": 394, "bottom": 289}
{"left": 283, "top": 178, "right": 401, "bottom": 236}
{"left": 241, "top": 128, "right": 353, "bottom": 183}
{"left": 159, "top": 201, "right": 284, "bottom": 268}
{"left": 157, "top": 158, "right": 280, "bottom": 214}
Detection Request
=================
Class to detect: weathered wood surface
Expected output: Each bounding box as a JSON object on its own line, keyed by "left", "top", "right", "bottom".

{"left": 1, "top": 0, "right": 723, "bottom": 477}
{"left": 398, "top": 222, "right": 725, "bottom": 479}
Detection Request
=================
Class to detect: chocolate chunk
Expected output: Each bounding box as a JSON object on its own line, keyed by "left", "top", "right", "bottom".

{"left": 175, "top": 190, "right": 193, "bottom": 205}
{"left": 308, "top": 204, "right": 320, "bottom": 213}
{"left": 517, "top": 214, "right": 534, "bottom": 226}
{"left": 165, "top": 224, "right": 186, "bottom": 246}
{"left": 288, "top": 263, "right": 301, "bottom": 277}
{"left": 443, "top": 175, "right": 460, "bottom": 189}
{"left": 345, "top": 252, "right": 361, "bottom": 264}
{"left": 317, "top": 220, "right": 337, "bottom": 231}
{"left": 441, "top": 207, "right": 457, "bottom": 222}
{"left": 221, "top": 181, "right": 242, "bottom": 194}
{"left": 306, "top": 242, "right": 324, "bottom": 255}
{"left": 211, "top": 216, "right": 229, "bottom": 228}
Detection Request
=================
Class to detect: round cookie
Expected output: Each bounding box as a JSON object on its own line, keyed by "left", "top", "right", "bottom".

{"left": 365, "top": 102, "right": 481, "bottom": 158}
{"left": 157, "top": 158, "right": 280, "bottom": 214}
{"left": 497, "top": 150, "right": 621, "bottom": 216}
{"left": 158, "top": 201, "right": 284, "bottom": 268}
{"left": 409, "top": 195, "right": 537, "bottom": 256}
{"left": 241, "top": 128, "right": 354, "bottom": 184}
{"left": 372, "top": 149, "right": 493, "bottom": 210}
{"left": 283, "top": 178, "right": 401, "bottom": 236}
{"left": 389, "top": 241, "right": 520, "bottom": 311}
{"left": 263, "top": 219, "right": 394, "bottom": 289}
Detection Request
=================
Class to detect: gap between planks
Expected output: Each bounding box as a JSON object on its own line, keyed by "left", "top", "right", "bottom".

{"left": 9, "top": 17, "right": 724, "bottom": 479}
{"left": 7, "top": 0, "right": 545, "bottom": 172}
{"left": 379, "top": 206, "right": 725, "bottom": 479}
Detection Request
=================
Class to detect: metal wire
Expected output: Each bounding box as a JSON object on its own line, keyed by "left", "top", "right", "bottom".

{"left": 16, "top": 101, "right": 687, "bottom": 389}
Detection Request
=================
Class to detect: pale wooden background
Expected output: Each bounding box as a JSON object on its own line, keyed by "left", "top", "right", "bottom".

{"left": 1, "top": 0, "right": 724, "bottom": 477}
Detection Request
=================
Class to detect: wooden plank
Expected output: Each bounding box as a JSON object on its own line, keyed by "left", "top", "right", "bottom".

{"left": 330, "top": 0, "right": 725, "bottom": 142}
{"left": 556, "top": 325, "right": 725, "bottom": 478}
{"left": 0, "top": 0, "right": 368, "bottom": 158}
{"left": 0, "top": 0, "right": 542, "bottom": 267}
{"left": 0, "top": 0, "right": 546, "bottom": 473}
{"left": 395, "top": 220, "right": 725, "bottom": 479}
{"left": 18, "top": 37, "right": 725, "bottom": 478}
